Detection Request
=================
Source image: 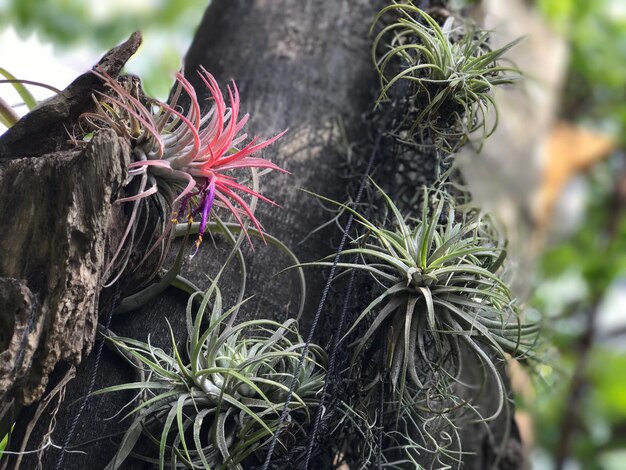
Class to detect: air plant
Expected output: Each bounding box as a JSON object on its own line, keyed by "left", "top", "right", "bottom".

{"left": 372, "top": 2, "right": 521, "bottom": 151}
{"left": 82, "top": 68, "right": 286, "bottom": 286}
{"left": 307, "top": 182, "right": 538, "bottom": 419}
{"left": 94, "top": 279, "right": 326, "bottom": 470}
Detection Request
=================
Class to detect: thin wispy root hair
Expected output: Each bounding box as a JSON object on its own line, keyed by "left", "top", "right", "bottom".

{"left": 93, "top": 278, "right": 326, "bottom": 470}
{"left": 372, "top": 1, "right": 521, "bottom": 152}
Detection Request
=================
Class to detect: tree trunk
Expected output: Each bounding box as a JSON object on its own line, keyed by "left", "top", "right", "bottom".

{"left": 3, "top": 1, "right": 524, "bottom": 469}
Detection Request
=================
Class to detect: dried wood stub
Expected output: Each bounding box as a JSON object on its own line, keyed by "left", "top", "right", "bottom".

{"left": 0, "top": 130, "right": 129, "bottom": 407}
{"left": 0, "top": 31, "right": 142, "bottom": 160}
{"left": 0, "top": 279, "right": 40, "bottom": 402}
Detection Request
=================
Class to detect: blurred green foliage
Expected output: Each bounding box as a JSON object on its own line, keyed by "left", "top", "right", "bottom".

{"left": 0, "top": 0, "right": 211, "bottom": 97}
{"left": 1, "top": 0, "right": 201, "bottom": 47}
{"left": 532, "top": 157, "right": 626, "bottom": 469}
{"left": 530, "top": 6, "right": 626, "bottom": 467}
{"left": 527, "top": 0, "right": 626, "bottom": 470}
{"left": 589, "top": 349, "right": 626, "bottom": 420}
{"left": 540, "top": 162, "right": 626, "bottom": 295}
{"left": 538, "top": 0, "right": 626, "bottom": 142}
{"left": 533, "top": 345, "right": 626, "bottom": 469}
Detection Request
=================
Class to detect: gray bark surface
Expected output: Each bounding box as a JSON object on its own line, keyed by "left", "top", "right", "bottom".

{"left": 0, "top": 132, "right": 129, "bottom": 410}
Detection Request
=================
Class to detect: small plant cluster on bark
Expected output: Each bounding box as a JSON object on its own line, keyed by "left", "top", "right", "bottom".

{"left": 77, "top": 69, "right": 325, "bottom": 469}
{"left": 287, "top": 2, "right": 537, "bottom": 468}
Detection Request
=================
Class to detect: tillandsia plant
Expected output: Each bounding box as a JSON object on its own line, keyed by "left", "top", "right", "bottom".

{"left": 308, "top": 182, "right": 538, "bottom": 418}
{"left": 94, "top": 279, "right": 326, "bottom": 469}
{"left": 372, "top": 1, "right": 521, "bottom": 152}
{"left": 82, "top": 68, "right": 286, "bottom": 286}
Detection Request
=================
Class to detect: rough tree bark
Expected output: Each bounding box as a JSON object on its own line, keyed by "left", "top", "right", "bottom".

{"left": 0, "top": 33, "right": 143, "bottom": 418}
{"left": 0, "top": 34, "right": 143, "bottom": 470}
{"left": 2, "top": 1, "right": 524, "bottom": 469}
{"left": 0, "top": 131, "right": 129, "bottom": 407}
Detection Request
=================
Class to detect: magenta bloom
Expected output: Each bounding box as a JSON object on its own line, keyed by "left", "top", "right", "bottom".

{"left": 89, "top": 67, "right": 286, "bottom": 255}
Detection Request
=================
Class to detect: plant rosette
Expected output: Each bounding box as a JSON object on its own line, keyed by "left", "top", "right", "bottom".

{"left": 82, "top": 69, "right": 287, "bottom": 287}
{"left": 372, "top": 2, "right": 521, "bottom": 152}
{"left": 304, "top": 182, "right": 538, "bottom": 420}
{"left": 94, "top": 279, "right": 326, "bottom": 470}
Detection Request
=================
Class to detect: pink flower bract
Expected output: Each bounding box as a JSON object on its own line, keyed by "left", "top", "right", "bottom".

{"left": 91, "top": 67, "right": 287, "bottom": 249}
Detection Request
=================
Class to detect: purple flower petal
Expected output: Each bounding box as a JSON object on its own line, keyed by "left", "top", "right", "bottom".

{"left": 199, "top": 177, "right": 217, "bottom": 236}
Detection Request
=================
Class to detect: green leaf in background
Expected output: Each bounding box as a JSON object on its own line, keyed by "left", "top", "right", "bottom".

{"left": 0, "top": 95, "right": 19, "bottom": 128}
{"left": 0, "top": 67, "right": 37, "bottom": 109}
{"left": 588, "top": 348, "right": 626, "bottom": 421}
{"left": 538, "top": 159, "right": 626, "bottom": 298}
